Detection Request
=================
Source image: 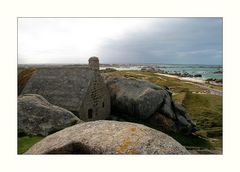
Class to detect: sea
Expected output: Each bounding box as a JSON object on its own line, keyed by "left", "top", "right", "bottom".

{"left": 100, "top": 64, "right": 223, "bottom": 80}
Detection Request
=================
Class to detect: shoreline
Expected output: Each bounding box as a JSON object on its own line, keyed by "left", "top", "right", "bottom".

{"left": 155, "top": 73, "right": 206, "bottom": 84}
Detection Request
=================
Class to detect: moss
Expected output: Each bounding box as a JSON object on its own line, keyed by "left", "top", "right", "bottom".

{"left": 18, "top": 136, "right": 44, "bottom": 154}
{"left": 70, "top": 118, "right": 81, "bottom": 126}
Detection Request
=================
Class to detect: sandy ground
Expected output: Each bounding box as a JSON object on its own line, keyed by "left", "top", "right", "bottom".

{"left": 155, "top": 73, "right": 205, "bottom": 83}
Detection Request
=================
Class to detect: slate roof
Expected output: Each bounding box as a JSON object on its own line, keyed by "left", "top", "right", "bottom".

{"left": 21, "top": 66, "right": 95, "bottom": 112}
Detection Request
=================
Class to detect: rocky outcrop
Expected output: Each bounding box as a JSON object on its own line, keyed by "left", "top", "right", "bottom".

{"left": 146, "top": 112, "right": 178, "bottom": 133}
{"left": 194, "top": 74, "right": 202, "bottom": 77}
{"left": 141, "top": 66, "right": 160, "bottom": 72}
{"left": 206, "top": 78, "right": 223, "bottom": 83}
{"left": 213, "top": 71, "right": 222, "bottom": 74}
{"left": 101, "top": 68, "right": 117, "bottom": 73}
{"left": 18, "top": 94, "right": 82, "bottom": 136}
{"left": 25, "top": 120, "right": 189, "bottom": 154}
{"left": 103, "top": 75, "right": 196, "bottom": 134}
{"left": 18, "top": 68, "right": 36, "bottom": 95}
{"left": 103, "top": 75, "right": 167, "bottom": 119}
{"left": 146, "top": 103, "right": 196, "bottom": 134}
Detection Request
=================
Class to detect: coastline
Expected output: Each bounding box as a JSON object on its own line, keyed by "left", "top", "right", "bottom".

{"left": 155, "top": 73, "right": 206, "bottom": 84}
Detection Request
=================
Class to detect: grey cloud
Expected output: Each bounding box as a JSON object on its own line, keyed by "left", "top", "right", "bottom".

{"left": 98, "top": 18, "right": 222, "bottom": 64}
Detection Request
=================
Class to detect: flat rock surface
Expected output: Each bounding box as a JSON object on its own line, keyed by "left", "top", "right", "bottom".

{"left": 18, "top": 94, "right": 81, "bottom": 136}
{"left": 26, "top": 120, "right": 190, "bottom": 154}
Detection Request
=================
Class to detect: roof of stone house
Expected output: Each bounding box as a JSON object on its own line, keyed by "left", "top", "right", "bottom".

{"left": 21, "top": 66, "right": 95, "bottom": 112}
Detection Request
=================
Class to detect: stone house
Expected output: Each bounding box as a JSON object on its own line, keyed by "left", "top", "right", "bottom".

{"left": 21, "top": 57, "right": 111, "bottom": 121}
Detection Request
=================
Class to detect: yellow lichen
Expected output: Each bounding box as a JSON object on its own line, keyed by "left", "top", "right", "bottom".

{"left": 116, "top": 139, "right": 132, "bottom": 154}
{"left": 130, "top": 127, "right": 136, "bottom": 132}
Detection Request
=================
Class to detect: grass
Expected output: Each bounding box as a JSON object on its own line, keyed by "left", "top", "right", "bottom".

{"left": 17, "top": 119, "right": 81, "bottom": 154}
{"left": 104, "top": 70, "right": 222, "bottom": 152}
{"left": 183, "top": 92, "right": 222, "bottom": 132}
{"left": 18, "top": 136, "right": 44, "bottom": 154}
{"left": 172, "top": 92, "right": 186, "bottom": 104}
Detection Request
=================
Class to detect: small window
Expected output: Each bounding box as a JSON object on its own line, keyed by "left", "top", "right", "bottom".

{"left": 102, "top": 102, "right": 104, "bottom": 108}
{"left": 88, "top": 109, "right": 93, "bottom": 119}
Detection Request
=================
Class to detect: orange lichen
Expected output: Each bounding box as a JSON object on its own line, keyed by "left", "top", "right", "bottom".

{"left": 130, "top": 127, "right": 136, "bottom": 132}
{"left": 116, "top": 139, "right": 132, "bottom": 154}
{"left": 127, "top": 149, "right": 139, "bottom": 154}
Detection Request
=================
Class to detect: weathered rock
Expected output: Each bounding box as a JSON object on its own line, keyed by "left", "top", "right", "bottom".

{"left": 103, "top": 75, "right": 196, "bottom": 134}
{"left": 101, "top": 68, "right": 117, "bottom": 73}
{"left": 25, "top": 120, "right": 190, "bottom": 154}
{"left": 18, "top": 94, "right": 82, "bottom": 136}
{"left": 104, "top": 76, "right": 168, "bottom": 120}
{"left": 18, "top": 68, "right": 36, "bottom": 95}
{"left": 206, "top": 78, "right": 222, "bottom": 82}
{"left": 141, "top": 66, "right": 159, "bottom": 72}
{"left": 213, "top": 70, "right": 222, "bottom": 74}
{"left": 194, "top": 74, "right": 202, "bottom": 77}
{"left": 158, "top": 95, "right": 176, "bottom": 119}
{"left": 146, "top": 112, "right": 178, "bottom": 133}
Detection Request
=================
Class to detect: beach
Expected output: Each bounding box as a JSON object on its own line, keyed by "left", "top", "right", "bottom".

{"left": 155, "top": 73, "right": 206, "bottom": 83}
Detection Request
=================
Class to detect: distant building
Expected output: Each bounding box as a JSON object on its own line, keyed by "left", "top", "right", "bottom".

{"left": 21, "top": 57, "right": 111, "bottom": 121}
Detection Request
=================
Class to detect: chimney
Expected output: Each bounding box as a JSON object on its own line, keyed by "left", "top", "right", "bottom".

{"left": 88, "top": 56, "right": 99, "bottom": 71}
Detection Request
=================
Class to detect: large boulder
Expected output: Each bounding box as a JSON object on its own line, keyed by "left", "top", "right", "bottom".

{"left": 146, "top": 112, "right": 178, "bottom": 133}
{"left": 18, "top": 94, "right": 82, "bottom": 136}
{"left": 25, "top": 120, "right": 189, "bottom": 154}
{"left": 103, "top": 75, "right": 196, "bottom": 134}
{"left": 103, "top": 76, "right": 168, "bottom": 120}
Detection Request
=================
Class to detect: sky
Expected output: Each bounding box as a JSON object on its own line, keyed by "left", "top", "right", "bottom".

{"left": 18, "top": 18, "right": 222, "bottom": 65}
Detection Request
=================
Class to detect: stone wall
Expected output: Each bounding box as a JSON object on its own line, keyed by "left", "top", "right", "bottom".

{"left": 79, "top": 72, "right": 111, "bottom": 121}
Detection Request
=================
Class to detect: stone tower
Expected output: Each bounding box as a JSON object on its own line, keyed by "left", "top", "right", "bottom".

{"left": 89, "top": 56, "right": 99, "bottom": 71}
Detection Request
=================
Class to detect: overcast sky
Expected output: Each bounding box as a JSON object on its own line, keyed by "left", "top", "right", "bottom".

{"left": 18, "top": 18, "right": 222, "bottom": 65}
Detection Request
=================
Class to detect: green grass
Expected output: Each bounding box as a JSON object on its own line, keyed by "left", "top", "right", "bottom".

{"left": 171, "top": 133, "right": 213, "bottom": 149}
{"left": 183, "top": 92, "right": 222, "bottom": 132}
{"left": 18, "top": 136, "right": 44, "bottom": 154}
{"left": 172, "top": 92, "right": 186, "bottom": 104}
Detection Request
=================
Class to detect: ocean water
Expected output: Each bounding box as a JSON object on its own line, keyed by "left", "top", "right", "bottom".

{"left": 156, "top": 64, "right": 223, "bottom": 80}
{"left": 101, "top": 64, "right": 222, "bottom": 80}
